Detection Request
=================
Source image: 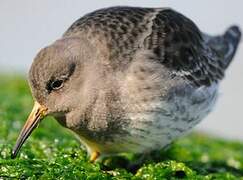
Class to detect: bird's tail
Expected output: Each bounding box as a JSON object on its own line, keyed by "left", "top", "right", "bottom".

{"left": 222, "top": 25, "right": 241, "bottom": 68}
{"left": 207, "top": 25, "right": 241, "bottom": 69}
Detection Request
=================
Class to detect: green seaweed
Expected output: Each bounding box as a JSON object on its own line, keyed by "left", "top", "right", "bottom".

{"left": 0, "top": 75, "right": 243, "bottom": 179}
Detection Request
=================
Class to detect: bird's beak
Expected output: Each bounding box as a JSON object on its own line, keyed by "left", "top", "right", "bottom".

{"left": 11, "top": 101, "right": 48, "bottom": 159}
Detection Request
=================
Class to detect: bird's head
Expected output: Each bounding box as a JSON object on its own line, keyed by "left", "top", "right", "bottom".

{"left": 11, "top": 36, "right": 102, "bottom": 158}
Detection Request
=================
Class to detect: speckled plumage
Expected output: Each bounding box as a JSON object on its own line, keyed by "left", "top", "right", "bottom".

{"left": 13, "top": 6, "right": 241, "bottom": 159}
{"left": 64, "top": 7, "right": 241, "bottom": 86}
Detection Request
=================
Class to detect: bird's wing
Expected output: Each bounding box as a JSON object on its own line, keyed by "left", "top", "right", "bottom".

{"left": 144, "top": 8, "right": 228, "bottom": 86}
{"left": 150, "top": 9, "right": 241, "bottom": 86}
{"left": 64, "top": 7, "right": 241, "bottom": 86}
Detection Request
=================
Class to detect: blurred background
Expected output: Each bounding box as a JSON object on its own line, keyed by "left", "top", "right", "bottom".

{"left": 0, "top": 0, "right": 242, "bottom": 140}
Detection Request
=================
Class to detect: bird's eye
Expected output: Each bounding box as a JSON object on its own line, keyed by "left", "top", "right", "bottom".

{"left": 51, "top": 79, "right": 64, "bottom": 90}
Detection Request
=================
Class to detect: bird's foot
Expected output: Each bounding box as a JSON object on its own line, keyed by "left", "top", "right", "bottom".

{"left": 101, "top": 153, "right": 151, "bottom": 172}
{"left": 89, "top": 151, "right": 100, "bottom": 163}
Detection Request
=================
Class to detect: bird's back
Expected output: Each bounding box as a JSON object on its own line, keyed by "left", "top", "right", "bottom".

{"left": 64, "top": 6, "right": 241, "bottom": 87}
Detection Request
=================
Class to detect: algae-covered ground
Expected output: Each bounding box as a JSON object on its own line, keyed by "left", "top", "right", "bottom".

{"left": 0, "top": 75, "right": 243, "bottom": 179}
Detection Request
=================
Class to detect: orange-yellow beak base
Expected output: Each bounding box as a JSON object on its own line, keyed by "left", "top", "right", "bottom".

{"left": 11, "top": 101, "right": 47, "bottom": 159}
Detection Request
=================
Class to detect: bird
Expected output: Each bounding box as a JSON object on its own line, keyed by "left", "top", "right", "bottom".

{"left": 11, "top": 6, "right": 241, "bottom": 162}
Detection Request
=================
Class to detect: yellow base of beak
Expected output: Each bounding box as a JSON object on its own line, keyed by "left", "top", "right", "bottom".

{"left": 11, "top": 101, "right": 47, "bottom": 158}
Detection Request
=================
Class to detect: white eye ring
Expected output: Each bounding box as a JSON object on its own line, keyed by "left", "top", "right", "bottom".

{"left": 51, "top": 79, "right": 64, "bottom": 90}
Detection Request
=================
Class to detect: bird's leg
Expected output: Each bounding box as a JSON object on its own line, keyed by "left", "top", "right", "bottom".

{"left": 126, "top": 152, "right": 149, "bottom": 172}
{"left": 90, "top": 151, "right": 100, "bottom": 163}
{"left": 127, "top": 149, "right": 166, "bottom": 172}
